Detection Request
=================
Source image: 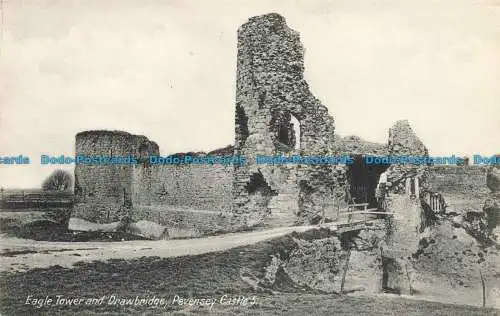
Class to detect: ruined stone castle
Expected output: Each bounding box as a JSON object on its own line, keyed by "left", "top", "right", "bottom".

{"left": 71, "top": 13, "right": 496, "bottom": 240}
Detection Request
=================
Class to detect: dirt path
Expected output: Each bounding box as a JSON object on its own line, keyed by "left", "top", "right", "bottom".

{"left": 1, "top": 221, "right": 499, "bottom": 310}
{"left": 0, "top": 223, "right": 334, "bottom": 272}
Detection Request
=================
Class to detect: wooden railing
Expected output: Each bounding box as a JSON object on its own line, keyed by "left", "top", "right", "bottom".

{"left": 336, "top": 202, "right": 394, "bottom": 231}
{"left": 428, "top": 193, "right": 444, "bottom": 213}
{"left": 0, "top": 191, "right": 74, "bottom": 209}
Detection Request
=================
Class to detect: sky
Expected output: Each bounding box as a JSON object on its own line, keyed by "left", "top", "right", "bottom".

{"left": 0, "top": 0, "right": 499, "bottom": 188}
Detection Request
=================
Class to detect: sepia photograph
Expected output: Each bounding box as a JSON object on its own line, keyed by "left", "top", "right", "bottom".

{"left": 0, "top": 0, "right": 499, "bottom": 315}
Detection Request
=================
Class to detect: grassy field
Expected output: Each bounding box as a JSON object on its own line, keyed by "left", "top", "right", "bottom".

{"left": 0, "top": 235, "right": 498, "bottom": 316}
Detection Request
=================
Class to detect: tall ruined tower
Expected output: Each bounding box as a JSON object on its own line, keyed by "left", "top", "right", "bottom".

{"left": 233, "top": 13, "right": 336, "bottom": 228}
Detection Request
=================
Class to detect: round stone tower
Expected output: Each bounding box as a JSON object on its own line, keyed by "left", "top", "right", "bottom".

{"left": 73, "top": 130, "right": 159, "bottom": 223}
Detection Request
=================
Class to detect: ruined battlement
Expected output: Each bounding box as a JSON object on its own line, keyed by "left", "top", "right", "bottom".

{"left": 71, "top": 13, "right": 443, "bottom": 237}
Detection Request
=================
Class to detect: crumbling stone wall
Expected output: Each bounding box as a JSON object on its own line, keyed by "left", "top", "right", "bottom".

{"left": 73, "top": 130, "right": 159, "bottom": 223}
{"left": 387, "top": 120, "right": 428, "bottom": 157}
{"left": 233, "top": 13, "right": 336, "bottom": 228}
{"left": 333, "top": 135, "right": 388, "bottom": 157}
{"left": 385, "top": 120, "right": 429, "bottom": 194}
{"left": 484, "top": 164, "right": 500, "bottom": 241}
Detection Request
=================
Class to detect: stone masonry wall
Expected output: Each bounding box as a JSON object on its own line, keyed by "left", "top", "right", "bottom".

{"left": 71, "top": 15, "right": 447, "bottom": 237}
{"left": 73, "top": 130, "right": 159, "bottom": 223}
{"left": 72, "top": 130, "right": 235, "bottom": 235}
{"left": 132, "top": 164, "right": 233, "bottom": 212}
{"left": 233, "top": 13, "right": 336, "bottom": 228}
{"left": 386, "top": 120, "right": 429, "bottom": 194}
{"left": 427, "top": 166, "right": 489, "bottom": 196}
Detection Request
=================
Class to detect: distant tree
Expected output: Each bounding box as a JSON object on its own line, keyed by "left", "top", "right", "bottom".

{"left": 42, "top": 170, "right": 73, "bottom": 191}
